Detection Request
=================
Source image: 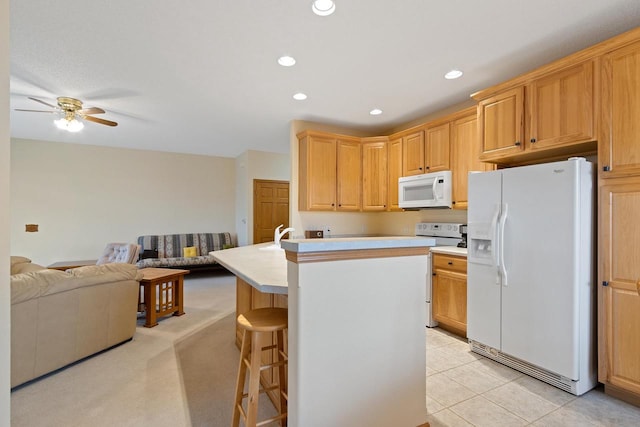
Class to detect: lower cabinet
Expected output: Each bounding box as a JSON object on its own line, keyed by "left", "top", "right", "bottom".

{"left": 432, "top": 253, "right": 467, "bottom": 337}
{"left": 598, "top": 178, "right": 640, "bottom": 405}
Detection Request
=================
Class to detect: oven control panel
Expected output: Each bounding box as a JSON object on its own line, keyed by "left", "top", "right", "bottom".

{"left": 415, "top": 222, "right": 462, "bottom": 238}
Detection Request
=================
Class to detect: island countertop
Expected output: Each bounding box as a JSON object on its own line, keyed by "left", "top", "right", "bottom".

{"left": 212, "top": 236, "right": 436, "bottom": 295}
{"left": 211, "top": 242, "right": 288, "bottom": 294}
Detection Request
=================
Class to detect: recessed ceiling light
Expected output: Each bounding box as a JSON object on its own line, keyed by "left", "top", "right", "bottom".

{"left": 293, "top": 93, "right": 308, "bottom": 101}
{"left": 444, "top": 69, "right": 463, "bottom": 79}
{"left": 369, "top": 109, "right": 383, "bottom": 116}
{"left": 278, "top": 56, "right": 296, "bottom": 67}
{"left": 312, "top": 0, "right": 336, "bottom": 16}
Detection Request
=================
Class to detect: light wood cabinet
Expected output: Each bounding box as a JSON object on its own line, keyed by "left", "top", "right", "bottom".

{"left": 450, "top": 109, "right": 494, "bottom": 209}
{"left": 362, "top": 137, "right": 388, "bottom": 211}
{"left": 476, "top": 61, "right": 596, "bottom": 164}
{"left": 336, "top": 140, "right": 362, "bottom": 211}
{"left": 477, "top": 87, "right": 525, "bottom": 161}
{"left": 298, "top": 132, "right": 336, "bottom": 210}
{"left": 401, "top": 130, "right": 425, "bottom": 176}
{"left": 528, "top": 61, "right": 595, "bottom": 150}
{"left": 387, "top": 137, "right": 403, "bottom": 211}
{"left": 600, "top": 40, "right": 640, "bottom": 178}
{"left": 598, "top": 178, "right": 640, "bottom": 405}
{"left": 298, "top": 131, "right": 360, "bottom": 211}
{"left": 425, "top": 122, "right": 451, "bottom": 172}
{"left": 432, "top": 253, "right": 467, "bottom": 337}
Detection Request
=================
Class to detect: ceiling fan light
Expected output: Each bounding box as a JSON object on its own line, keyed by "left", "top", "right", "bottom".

{"left": 54, "top": 118, "right": 68, "bottom": 130}
{"left": 312, "top": 0, "right": 335, "bottom": 16}
{"left": 66, "top": 119, "right": 84, "bottom": 132}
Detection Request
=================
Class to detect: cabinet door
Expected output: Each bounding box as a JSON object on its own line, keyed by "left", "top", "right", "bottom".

{"left": 336, "top": 140, "right": 361, "bottom": 211}
{"left": 451, "top": 113, "right": 492, "bottom": 209}
{"left": 362, "top": 140, "right": 388, "bottom": 211}
{"left": 387, "top": 137, "right": 403, "bottom": 211}
{"left": 478, "top": 87, "right": 525, "bottom": 160}
{"left": 425, "top": 122, "right": 450, "bottom": 172}
{"left": 303, "top": 135, "right": 337, "bottom": 210}
{"left": 601, "top": 41, "right": 640, "bottom": 178}
{"left": 402, "top": 130, "right": 425, "bottom": 176}
{"left": 599, "top": 180, "right": 640, "bottom": 395}
{"left": 529, "top": 61, "right": 594, "bottom": 150}
{"left": 432, "top": 268, "right": 467, "bottom": 336}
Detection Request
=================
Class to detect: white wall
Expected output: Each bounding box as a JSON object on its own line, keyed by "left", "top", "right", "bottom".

{"left": 10, "top": 139, "right": 236, "bottom": 265}
{"left": 235, "top": 150, "right": 290, "bottom": 246}
{"left": 1, "top": 0, "right": 10, "bottom": 422}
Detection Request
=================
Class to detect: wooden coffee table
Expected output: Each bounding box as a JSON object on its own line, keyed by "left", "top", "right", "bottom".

{"left": 47, "top": 259, "right": 98, "bottom": 270}
{"left": 138, "top": 268, "right": 189, "bottom": 327}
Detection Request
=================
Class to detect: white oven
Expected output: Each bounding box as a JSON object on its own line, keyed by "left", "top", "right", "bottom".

{"left": 416, "top": 222, "right": 463, "bottom": 327}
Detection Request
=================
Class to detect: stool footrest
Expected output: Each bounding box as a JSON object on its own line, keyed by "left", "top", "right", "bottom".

{"left": 256, "top": 412, "right": 287, "bottom": 427}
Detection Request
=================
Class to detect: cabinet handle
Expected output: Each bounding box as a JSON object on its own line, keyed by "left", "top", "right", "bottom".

{"left": 338, "top": 204, "right": 342, "bottom": 207}
{"left": 419, "top": 167, "right": 423, "bottom": 170}
{"left": 447, "top": 261, "right": 453, "bottom": 265}
{"left": 452, "top": 201, "right": 456, "bottom": 205}
{"left": 602, "top": 281, "right": 609, "bottom": 287}
{"left": 530, "top": 138, "right": 536, "bottom": 143}
{"left": 331, "top": 203, "right": 335, "bottom": 207}
{"left": 383, "top": 204, "right": 386, "bottom": 208}
{"left": 425, "top": 166, "right": 430, "bottom": 170}
{"left": 514, "top": 141, "right": 521, "bottom": 146}
{"left": 602, "top": 165, "right": 611, "bottom": 172}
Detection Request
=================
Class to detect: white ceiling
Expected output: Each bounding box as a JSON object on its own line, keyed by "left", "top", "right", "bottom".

{"left": 9, "top": 0, "right": 640, "bottom": 158}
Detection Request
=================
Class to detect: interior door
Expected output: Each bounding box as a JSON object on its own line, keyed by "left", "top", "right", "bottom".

{"left": 253, "top": 180, "right": 290, "bottom": 244}
{"left": 500, "top": 160, "right": 584, "bottom": 379}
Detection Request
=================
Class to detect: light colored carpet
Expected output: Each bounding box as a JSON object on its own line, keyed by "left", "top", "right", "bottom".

{"left": 10, "top": 271, "right": 276, "bottom": 427}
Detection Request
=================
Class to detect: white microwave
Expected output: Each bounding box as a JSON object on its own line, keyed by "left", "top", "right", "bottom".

{"left": 398, "top": 171, "right": 452, "bottom": 209}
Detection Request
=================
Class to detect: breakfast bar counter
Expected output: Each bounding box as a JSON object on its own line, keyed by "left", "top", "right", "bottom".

{"left": 212, "top": 237, "right": 434, "bottom": 427}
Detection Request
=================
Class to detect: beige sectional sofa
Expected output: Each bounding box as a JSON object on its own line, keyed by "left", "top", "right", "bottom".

{"left": 10, "top": 257, "right": 142, "bottom": 388}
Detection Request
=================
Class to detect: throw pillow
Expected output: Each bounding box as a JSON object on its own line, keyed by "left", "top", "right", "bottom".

{"left": 183, "top": 246, "right": 197, "bottom": 258}
{"left": 10, "top": 256, "right": 31, "bottom": 267}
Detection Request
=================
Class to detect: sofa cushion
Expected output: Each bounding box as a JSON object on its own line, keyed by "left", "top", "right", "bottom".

{"left": 11, "top": 269, "right": 70, "bottom": 304}
{"left": 11, "top": 262, "right": 46, "bottom": 275}
{"left": 11, "top": 263, "right": 142, "bottom": 305}
{"left": 137, "top": 255, "right": 218, "bottom": 269}
{"left": 11, "top": 256, "right": 31, "bottom": 267}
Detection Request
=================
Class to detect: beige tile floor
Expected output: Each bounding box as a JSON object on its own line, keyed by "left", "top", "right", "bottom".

{"left": 425, "top": 327, "right": 640, "bottom": 426}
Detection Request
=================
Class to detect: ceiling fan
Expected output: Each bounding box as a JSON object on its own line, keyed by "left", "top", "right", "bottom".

{"left": 15, "top": 96, "right": 118, "bottom": 131}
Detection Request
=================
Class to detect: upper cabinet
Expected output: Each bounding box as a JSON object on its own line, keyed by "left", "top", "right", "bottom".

{"left": 401, "top": 130, "right": 426, "bottom": 176}
{"left": 387, "top": 137, "right": 403, "bottom": 211}
{"left": 451, "top": 109, "right": 494, "bottom": 209}
{"left": 477, "top": 87, "right": 525, "bottom": 160}
{"left": 425, "top": 122, "right": 451, "bottom": 172}
{"left": 298, "top": 131, "right": 361, "bottom": 211}
{"left": 361, "top": 137, "right": 388, "bottom": 211}
{"left": 528, "top": 61, "right": 595, "bottom": 150}
{"left": 400, "top": 124, "right": 451, "bottom": 176}
{"left": 600, "top": 40, "right": 640, "bottom": 178}
{"left": 475, "top": 60, "right": 597, "bottom": 164}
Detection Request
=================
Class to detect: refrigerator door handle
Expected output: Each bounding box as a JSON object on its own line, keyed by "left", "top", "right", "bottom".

{"left": 499, "top": 203, "right": 508, "bottom": 286}
{"left": 490, "top": 205, "right": 501, "bottom": 285}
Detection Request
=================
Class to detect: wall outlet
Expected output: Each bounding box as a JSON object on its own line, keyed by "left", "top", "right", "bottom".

{"left": 322, "top": 225, "right": 331, "bottom": 237}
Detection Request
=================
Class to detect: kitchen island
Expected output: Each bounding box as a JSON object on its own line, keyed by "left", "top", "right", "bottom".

{"left": 213, "top": 237, "right": 434, "bottom": 427}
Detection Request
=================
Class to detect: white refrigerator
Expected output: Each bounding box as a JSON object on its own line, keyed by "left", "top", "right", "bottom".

{"left": 467, "top": 157, "right": 597, "bottom": 395}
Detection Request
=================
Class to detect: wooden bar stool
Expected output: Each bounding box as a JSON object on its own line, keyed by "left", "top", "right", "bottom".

{"left": 232, "top": 307, "right": 288, "bottom": 427}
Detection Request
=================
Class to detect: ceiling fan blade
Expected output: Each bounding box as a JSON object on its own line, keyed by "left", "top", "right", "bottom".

{"left": 28, "top": 96, "right": 58, "bottom": 109}
{"left": 78, "top": 107, "right": 105, "bottom": 115}
{"left": 83, "top": 115, "right": 118, "bottom": 127}
{"left": 14, "top": 109, "right": 56, "bottom": 113}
